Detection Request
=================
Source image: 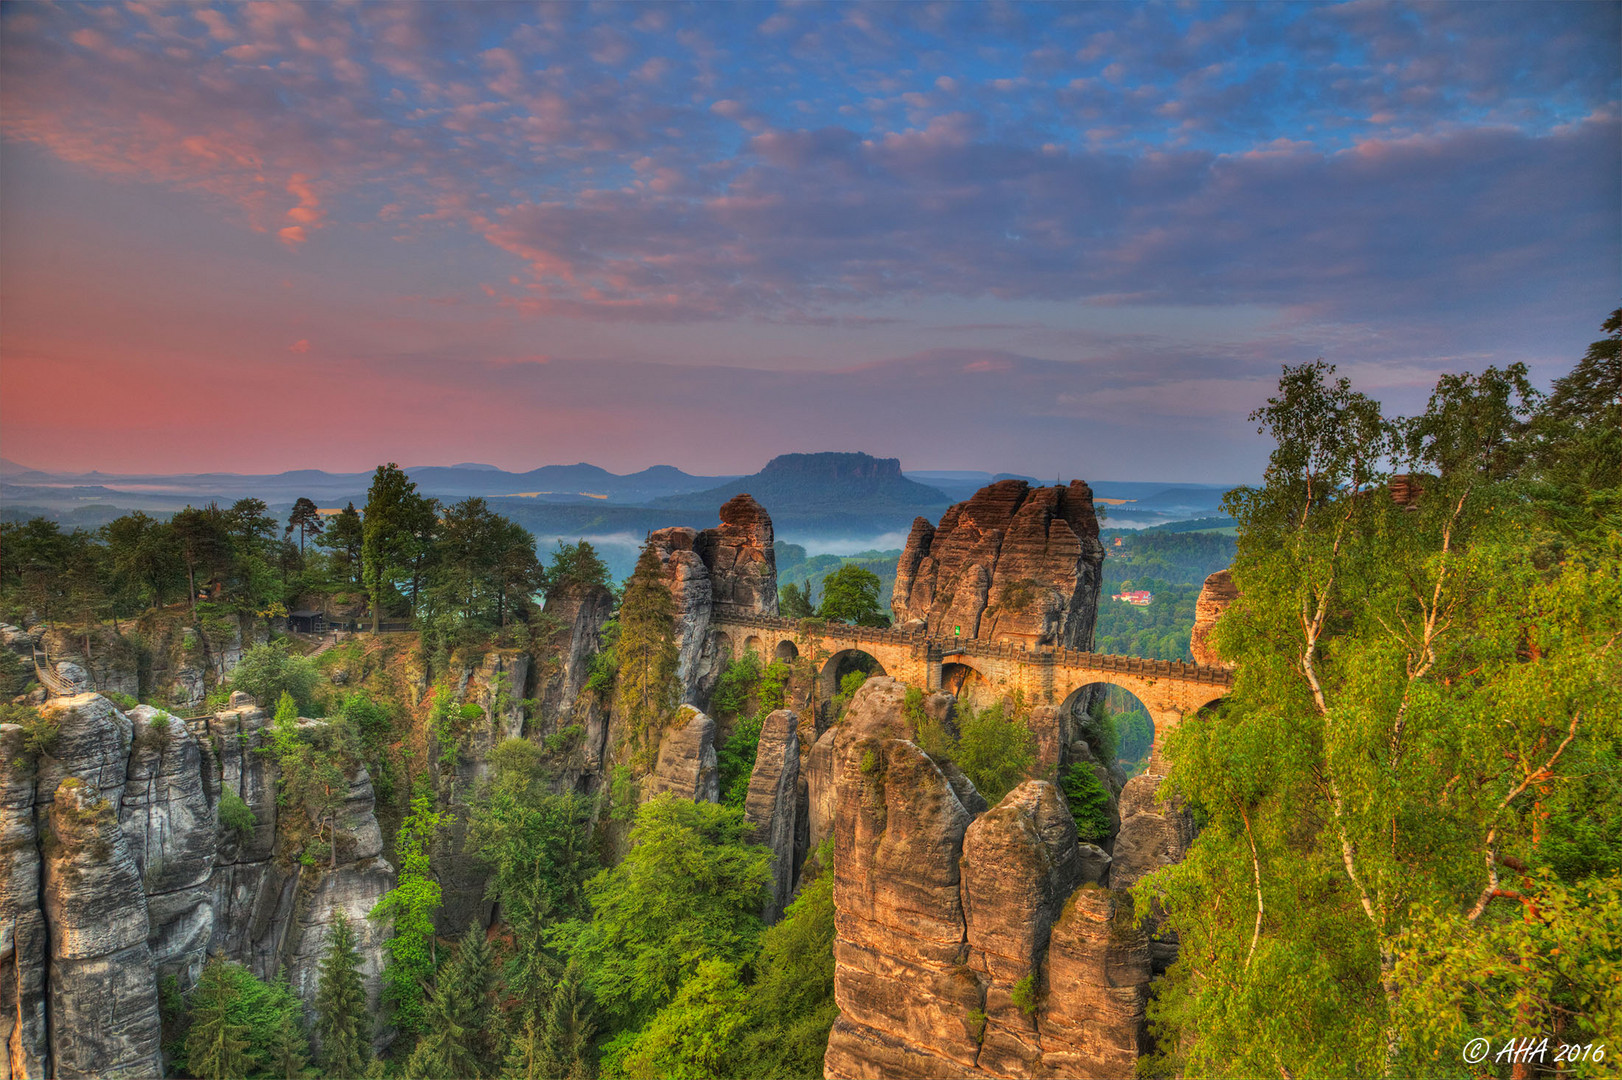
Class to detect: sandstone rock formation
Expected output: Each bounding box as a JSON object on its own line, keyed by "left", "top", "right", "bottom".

{"left": 121, "top": 706, "right": 216, "bottom": 988}
{"left": 648, "top": 495, "right": 778, "bottom": 704}
{"left": 696, "top": 494, "right": 778, "bottom": 616}
{"left": 1189, "top": 568, "right": 1238, "bottom": 669}
{"left": 892, "top": 480, "right": 1105, "bottom": 649}
{"left": 823, "top": 678, "right": 1152, "bottom": 1080}
{"left": 644, "top": 707, "right": 719, "bottom": 803}
{"left": 1, "top": 691, "right": 394, "bottom": 1076}
{"left": 743, "top": 709, "right": 801, "bottom": 922}
{"left": 1039, "top": 887, "right": 1152, "bottom": 1079}
{"left": 1111, "top": 772, "right": 1196, "bottom": 974}
{"left": 44, "top": 778, "right": 165, "bottom": 1080}
{"left": 537, "top": 581, "right": 616, "bottom": 766}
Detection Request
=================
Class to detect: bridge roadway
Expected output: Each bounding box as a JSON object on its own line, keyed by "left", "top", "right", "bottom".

{"left": 710, "top": 612, "right": 1233, "bottom": 767}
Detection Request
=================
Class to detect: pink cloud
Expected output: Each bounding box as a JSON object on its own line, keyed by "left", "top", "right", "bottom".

{"left": 288, "top": 339, "right": 311, "bottom": 353}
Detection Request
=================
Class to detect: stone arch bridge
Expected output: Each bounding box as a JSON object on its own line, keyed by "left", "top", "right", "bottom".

{"left": 711, "top": 612, "right": 1233, "bottom": 765}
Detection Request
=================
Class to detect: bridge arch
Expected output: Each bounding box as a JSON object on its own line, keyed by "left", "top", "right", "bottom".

{"left": 712, "top": 630, "right": 735, "bottom": 662}
{"left": 820, "top": 647, "right": 887, "bottom": 700}
{"left": 774, "top": 639, "right": 798, "bottom": 663}
{"left": 743, "top": 634, "right": 765, "bottom": 657}
{"left": 1054, "top": 673, "right": 1228, "bottom": 773}
{"left": 940, "top": 659, "right": 994, "bottom": 709}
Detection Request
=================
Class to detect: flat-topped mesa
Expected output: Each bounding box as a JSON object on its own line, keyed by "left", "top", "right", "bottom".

{"left": 892, "top": 479, "right": 1105, "bottom": 649}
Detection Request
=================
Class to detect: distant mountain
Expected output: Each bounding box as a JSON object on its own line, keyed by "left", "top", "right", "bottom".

{"left": 0, "top": 461, "right": 735, "bottom": 511}
{"left": 905, "top": 470, "right": 1042, "bottom": 501}
{"left": 656, "top": 452, "right": 952, "bottom": 526}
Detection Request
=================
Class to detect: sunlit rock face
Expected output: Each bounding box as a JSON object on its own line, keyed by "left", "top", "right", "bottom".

{"left": 650, "top": 494, "right": 780, "bottom": 705}
{"left": 644, "top": 706, "right": 720, "bottom": 804}
{"left": 1189, "top": 568, "right": 1239, "bottom": 668}
{"left": 822, "top": 678, "right": 1153, "bottom": 1080}
{"left": 892, "top": 480, "right": 1105, "bottom": 649}
{"left": 744, "top": 708, "right": 801, "bottom": 923}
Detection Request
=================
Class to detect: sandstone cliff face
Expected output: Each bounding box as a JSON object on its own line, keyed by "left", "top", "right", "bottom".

{"left": 649, "top": 495, "right": 779, "bottom": 705}
{"left": 892, "top": 480, "right": 1105, "bottom": 649}
{"left": 743, "top": 709, "right": 801, "bottom": 923}
{"left": 1189, "top": 569, "right": 1238, "bottom": 669}
{"left": 537, "top": 583, "right": 616, "bottom": 768}
{"left": 823, "top": 678, "right": 1152, "bottom": 1080}
{"left": 1110, "top": 771, "right": 1195, "bottom": 975}
{"left": 1, "top": 692, "right": 393, "bottom": 1077}
{"left": 644, "top": 707, "right": 719, "bottom": 803}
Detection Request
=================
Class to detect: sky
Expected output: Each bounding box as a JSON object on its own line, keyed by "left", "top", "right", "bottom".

{"left": 1, "top": 1, "right": 1617, "bottom": 484}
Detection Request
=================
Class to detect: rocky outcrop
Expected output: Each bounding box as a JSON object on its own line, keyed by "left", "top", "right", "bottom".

{"left": 649, "top": 496, "right": 779, "bottom": 705}
{"left": 1038, "top": 887, "right": 1152, "bottom": 1079}
{"left": 1111, "top": 772, "right": 1195, "bottom": 974}
{"left": 1189, "top": 569, "right": 1238, "bottom": 669}
{"left": 696, "top": 494, "right": 778, "bottom": 617}
{"left": 743, "top": 709, "right": 801, "bottom": 922}
{"left": 121, "top": 706, "right": 216, "bottom": 988}
{"left": 2, "top": 691, "right": 394, "bottom": 1076}
{"left": 805, "top": 726, "right": 839, "bottom": 851}
{"left": 44, "top": 779, "right": 165, "bottom": 1079}
{"left": 644, "top": 707, "right": 719, "bottom": 803}
{"left": 892, "top": 480, "right": 1105, "bottom": 649}
{"left": 823, "top": 678, "right": 1151, "bottom": 1080}
{"left": 537, "top": 582, "right": 616, "bottom": 766}
{"left": 647, "top": 527, "right": 717, "bottom": 706}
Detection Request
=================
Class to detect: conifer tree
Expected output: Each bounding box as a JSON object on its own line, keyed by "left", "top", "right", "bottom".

{"left": 184, "top": 958, "right": 253, "bottom": 1080}
{"left": 315, "top": 911, "right": 370, "bottom": 1078}
{"left": 614, "top": 541, "right": 678, "bottom": 759}
{"left": 538, "top": 963, "right": 598, "bottom": 1080}
{"left": 369, "top": 784, "right": 443, "bottom": 1036}
{"left": 403, "top": 923, "right": 498, "bottom": 1079}
{"left": 403, "top": 980, "right": 479, "bottom": 1080}
{"left": 267, "top": 1004, "right": 313, "bottom": 1080}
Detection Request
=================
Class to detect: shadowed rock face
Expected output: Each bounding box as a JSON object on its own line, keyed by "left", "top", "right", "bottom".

{"left": 1111, "top": 772, "right": 1196, "bottom": 975}
{"left": 892, "top": 480, "right": 1105, "bottom": 649}
{"left": 3, "top": 692, "right": 394, "bottom": 1076}
{"left": 822, "top": 678, "right": 1154, "bottom": 1080}
{"left": 1190, "top": 569, "right": 1239, "bottom": 669}
{"left": 744, "top": 709, "right": 801, "bottom": 923}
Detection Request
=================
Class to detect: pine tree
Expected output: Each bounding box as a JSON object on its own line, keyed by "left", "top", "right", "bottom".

{"left": 539, "top": 962, "right": 598, "bottom": 1080}
{"left": 267, "top": 1004, "right": 313, "bottom": 1080}
{"left": 185, "top": 958, "right": 253, "bottom": 1080}
{"left": 614, "top": 541, "right": 678, "bottom": 760}
{"left": 403, "top": 979, "right": 479, "bottom": 1080}
{"left": 403, "top": 924, "right": 497, "bottom": 1079}
{"left": 315, "top": 911, "right": 370, "bottom": 1078}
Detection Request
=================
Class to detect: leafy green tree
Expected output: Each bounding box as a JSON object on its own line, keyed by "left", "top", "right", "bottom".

{"left": 471, "top": 740, "right": 596, "bottom": 1018}
{"left": 1140, "top": 355, "right": 1622, "bottom": 1077}
{"left": 185, "top": 958, "right": 254, "bottom": 1080}
{"left": 230, "top": 640, "right": 321, "bottom": 712}
{"left": 570, "top": 795, "right": 771, "bottom": 1029}
{"left": 1061, "top": 763, "right": 1111, "bottom": 844}
{"left": 102, "top": 510, "right": 183, "bottom": 612}
{"left": 777, "top": 581, "right": 814, "bottom": 619}
{"left": 362, "top": 464, "right": 434, "bottom": 631}
{"left": 544, "top": 539, "right": 612, "bottom": 595}
{"left": 405, "top": 924, "right": 497, "bottom": 1079}
{"left": 287, "top": 497, "right": 325, "bottom": 557}
{"left": 503, "top": 966, "right": 598, "bottom": 1080}
{"left": 953, "top": 700, "right": 1035, "bottom": 804}
{"left": 319, "top": 503, "right": 365, "bottom": 587}
{"left": 316, "top": 911, "right": 371, "bottom": 1078}
{"left": 170, "top": 503, "right": 232, "bottom": 612}
{"left": 815, "top": 564, "right": 888, "bottom": 627}
{"left": 615, "top": 959, "right": 753, "bottom": 1080}
{"left": 614, "top": 542, "right": 679, "bottom": 760}
{"left": 735, "top": 846, "right": 839, "bottom": 1078}
{"left": 266, "top": 1002, "right": 313, "bottom": 1080}
{"left": 370, "top": 785, "right": 444, "bottom": 1036}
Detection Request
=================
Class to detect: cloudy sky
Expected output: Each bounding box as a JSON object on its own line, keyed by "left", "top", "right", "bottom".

{"left": 2, "top": 1, "right": 1616, "bottom": 482}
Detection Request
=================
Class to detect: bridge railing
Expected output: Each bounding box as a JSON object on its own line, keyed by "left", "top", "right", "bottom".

{"left": 711, "top": 611, "right": 1235, "bottom": 687}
